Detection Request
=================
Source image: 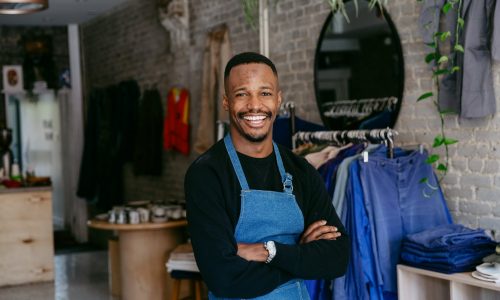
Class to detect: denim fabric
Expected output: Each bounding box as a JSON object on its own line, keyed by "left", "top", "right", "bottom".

{"left": 358, "top": 146, "right": 452, "bottom": 294}
{"left": 210, "top": 135, "right": 309, "bottom": 300}
{"left": 273, "top": 116, "right": 325, "bottom": 149}
{"left": 401, "top": 245, "right": 495, "bottom": 266}
{"left": 404, "top": 224, "right": 493, "bottom": 249}
{"left": 400, "top": 224, "right": 496, "bottom": 274}
{"left": 332, "top": 144, "right": 379, "bottom": 218}
{"left": 402, "top": 242, "right": 495, "bottom": 257}
{"left": 318, "top": 144, "right": 364, "bottom": 198}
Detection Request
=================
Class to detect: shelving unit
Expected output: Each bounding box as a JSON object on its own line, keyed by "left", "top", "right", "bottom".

{"left": 397, "top": 264, "right": 500, "bottom": 300}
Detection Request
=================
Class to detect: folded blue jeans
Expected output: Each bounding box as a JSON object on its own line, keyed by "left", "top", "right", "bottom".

{"left": 404, "top": 224, "right": 493, "bottom": 249}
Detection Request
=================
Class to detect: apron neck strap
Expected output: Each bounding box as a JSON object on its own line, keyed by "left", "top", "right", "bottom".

{"left": 224, "top": 134, "right": 291, "bottom": 192}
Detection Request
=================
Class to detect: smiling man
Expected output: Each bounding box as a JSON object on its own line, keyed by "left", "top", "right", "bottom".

{"left": 185, "top": 52, "right": 349, "bottom": 299}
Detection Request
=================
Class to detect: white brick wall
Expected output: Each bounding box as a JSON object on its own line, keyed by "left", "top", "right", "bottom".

{"left": 82, "top": 0, "right": 500, "bottom": 237}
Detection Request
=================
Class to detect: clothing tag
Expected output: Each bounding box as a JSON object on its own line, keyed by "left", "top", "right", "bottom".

{"left": 362, "top": 151, "right": 368, "bottom": 163}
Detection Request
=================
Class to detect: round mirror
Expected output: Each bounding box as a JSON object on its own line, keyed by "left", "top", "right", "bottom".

{"left": 314, "top": 1, "right": 404, "bottom": 130}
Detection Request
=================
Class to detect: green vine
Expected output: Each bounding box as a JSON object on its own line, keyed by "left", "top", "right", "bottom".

{"left": 417, "top": 0, "right": 462, "bottom": 188}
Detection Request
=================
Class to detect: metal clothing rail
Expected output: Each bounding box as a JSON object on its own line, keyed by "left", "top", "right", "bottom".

{"left": 323, "top": 97, "right": 398, "bottom": 118}
{"left": 292, "top": 128, "right": 398, "bottom": 158}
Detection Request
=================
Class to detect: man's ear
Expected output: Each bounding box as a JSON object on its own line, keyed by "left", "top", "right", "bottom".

{"left": 277, "top": 90, "right": 282, "bottom": 107}
{"left": 223, "top": 94, "right": 229, "bottom": 111}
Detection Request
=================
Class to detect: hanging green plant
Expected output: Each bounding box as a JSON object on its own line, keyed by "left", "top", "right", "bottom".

{"left": 416, "top": 0, "right": 463, "bottom": 189}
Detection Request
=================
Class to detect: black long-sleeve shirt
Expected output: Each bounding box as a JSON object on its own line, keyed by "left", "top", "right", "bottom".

{"left": 185, "top": 139, "right": 349, "bottom": 298}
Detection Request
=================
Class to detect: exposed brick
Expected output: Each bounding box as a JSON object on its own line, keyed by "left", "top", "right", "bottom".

{"left": 459, "top": 201, "right": 492, "bottom": 215}
{"left": 477, "top": 187, "right": 500, "bottom": 203}
{"left": 78, "top": 0, "right": 500, "bottom": 229}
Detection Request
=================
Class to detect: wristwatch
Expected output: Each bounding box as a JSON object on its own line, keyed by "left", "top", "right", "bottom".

{"left": 264, "top": 241, "right": 276, "bottom": 264}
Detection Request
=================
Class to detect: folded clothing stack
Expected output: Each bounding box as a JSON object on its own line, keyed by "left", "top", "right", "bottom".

{"left": 166, "top": 243, "right": 200, "bottom": 273}
{"left": 400, "top": 224, "right": 496, "bottom": 274}
{"left": 472, "top": 263, "right": 500, "bottom": 283}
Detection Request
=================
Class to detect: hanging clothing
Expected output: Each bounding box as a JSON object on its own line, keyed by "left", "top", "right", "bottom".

{"left": 273, "top": 116, "right": 325, "bottom": 149}
{"left": 193, "top": 24, "right": 232, "bottom": 154}
{"left": 358, "top": 146, "right": 452, "bottom": 295}
{"left": 185, "top": 137, "right": 349, "bottom": 298}
{"left": 77, "top": 81, "right": 140, "bottom": 210}
{"left": 419, "top": 0, "right": 500, "bottom": 118}
{"left": 163, "top": 87, "right": 190, "bottom": 155}
{"left": 133, "top": 89, "right": 163, "bottom": 176}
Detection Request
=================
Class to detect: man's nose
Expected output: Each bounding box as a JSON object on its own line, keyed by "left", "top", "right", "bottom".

{"left": 247, "top": 94, "right": 262, "bottom": 110}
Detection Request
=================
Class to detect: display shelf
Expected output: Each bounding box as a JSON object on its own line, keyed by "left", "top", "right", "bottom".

{"left": 397, "top": 264, "right": 500, "bottom": 300}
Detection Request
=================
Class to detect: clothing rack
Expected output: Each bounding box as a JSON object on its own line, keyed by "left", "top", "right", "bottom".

{"left": 281, "top": 102, "right": 296, "bottom": 135}
{"left": 323, "top": 97, "right": 398, "bottom": 118}
{"left": 292, "top": 128, "right": 398, "bottom": 158}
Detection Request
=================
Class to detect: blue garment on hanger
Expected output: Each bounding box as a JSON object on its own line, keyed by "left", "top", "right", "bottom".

{"left": 318, "top": 144, "right": 365, "bottom": 198}
{"left": 273, "top": 116, "right": 325, "bottom": 149}
{"left": 358, "top": 145, "right": 453, "bottom": 295}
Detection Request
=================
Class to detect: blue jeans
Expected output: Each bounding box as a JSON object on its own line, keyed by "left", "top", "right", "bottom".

{"left": 358, "top": 146, "right": 452, "bottom": 293}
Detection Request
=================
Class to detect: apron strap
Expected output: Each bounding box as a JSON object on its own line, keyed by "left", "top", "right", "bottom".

{"left": 224, "top": 134, "right": 293, "bottom": 193}
{"left": 224, "top": 134, "right": 250, "bottom": 190}
{"left": 273, "top": 142, "right": 293, "bottom": 194}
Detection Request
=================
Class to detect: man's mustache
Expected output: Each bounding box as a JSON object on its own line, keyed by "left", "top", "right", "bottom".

{"left": 237, "top": 110, "right": 273, "bottom": 119}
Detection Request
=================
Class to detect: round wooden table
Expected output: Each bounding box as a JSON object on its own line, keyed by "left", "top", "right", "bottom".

{"left": 88, "top": 219, "right": 188, "bottom": 300}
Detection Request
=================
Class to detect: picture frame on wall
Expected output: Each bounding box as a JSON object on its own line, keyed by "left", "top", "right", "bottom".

{"left": 2, "top": 65, "right": 24, "bottom": 94}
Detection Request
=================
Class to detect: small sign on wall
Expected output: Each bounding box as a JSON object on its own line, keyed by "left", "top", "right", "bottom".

{"left": 2, "top": 65, "right": 24, "bottom": 93}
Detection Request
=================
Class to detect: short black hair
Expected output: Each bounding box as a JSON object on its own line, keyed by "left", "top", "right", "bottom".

{"left": 224, "top": 52, "right": 278, "bottom": 80}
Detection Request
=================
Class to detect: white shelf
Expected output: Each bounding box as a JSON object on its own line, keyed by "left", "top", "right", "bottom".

{"left": 397, "top": 264, "right": 500, "bottom": 300}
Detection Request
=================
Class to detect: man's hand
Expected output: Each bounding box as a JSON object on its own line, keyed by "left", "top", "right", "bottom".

{"left": 237, "top": 243, "right": 268, "bottom": 262}
{"left": 300, "top": 220, "right": 341, "bottom": 244}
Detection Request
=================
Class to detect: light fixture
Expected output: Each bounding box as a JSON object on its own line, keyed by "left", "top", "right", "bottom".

{"left": 0, "top": 0, "right": 48, "bottom": 15}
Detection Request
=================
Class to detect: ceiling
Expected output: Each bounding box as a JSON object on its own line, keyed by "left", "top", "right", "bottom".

{"left": 0, "top": 0, "right": 129, "bottom": 26}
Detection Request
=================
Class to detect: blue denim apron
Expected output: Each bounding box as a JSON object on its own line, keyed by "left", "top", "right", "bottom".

{"left": 208, "top": 135, "right": 310, "bottom": 300}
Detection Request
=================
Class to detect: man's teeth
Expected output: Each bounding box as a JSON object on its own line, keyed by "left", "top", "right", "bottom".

{"left": 244, "top": 115, "right": 267, "bottom": 121}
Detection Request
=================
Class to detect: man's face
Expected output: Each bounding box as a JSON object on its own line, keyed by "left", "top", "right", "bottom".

{"left": 223, "top": 63, "right": 282, "bottom": 143}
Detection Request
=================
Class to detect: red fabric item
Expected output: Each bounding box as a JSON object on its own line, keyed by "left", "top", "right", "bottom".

{"left": 163, "top": 87, "right": 190, "bottom": 155}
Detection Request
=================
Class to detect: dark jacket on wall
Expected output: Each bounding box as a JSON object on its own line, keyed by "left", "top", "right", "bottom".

{"left": 77, "top": 80, "right": 140, "bottom": 210}
{"left": 419, "top": 0, "right": 500, "bottom": 118}
{"left": 133, "top": 88, "right": 163, "bottom": 176}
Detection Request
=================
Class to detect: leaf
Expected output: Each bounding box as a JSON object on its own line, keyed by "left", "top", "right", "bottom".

{"left": 457, "top": 17, "right": 465, "bottom": 29}
{"left": 440, "top": 31, "right": 451, "bottom": 42}
{"left": 426, "top": 42, "right": 437, "bottom": 49}
{"left": 440, "top": 109, "right": 456, "bottom": 116}
{"left": 426, "top": 154, "right": 440, "bottom": 164}
{"left": 454, "top": 44, "right": 465, "bottom": 53}
{"left": 433, "top": 135, "right": 444, "bottom": 148}
{"left": 437, "top": 56, "right": 449, "bottom": 64}
{"left": 444, "top": 138, "right": 458, "bottom": 145}
{"left": 433, "top": 69, "right": 449, "bottom": 77}
{"left": 451, "top": 66, "right": 460, "bottom": 73}
{"left": 417, "top": 92, "right": 433, "bottom": 102}
{"left": 437, "top": 164, "right": 447, "bottom": 171}
{"left": 425, "top": 53, "right": 436, "bottom": 64}
{"left": 442, "top": 2, "right": 452, "bottom": 14}
{"left": 419, "top": 177, "right": 429, "bottom": 183}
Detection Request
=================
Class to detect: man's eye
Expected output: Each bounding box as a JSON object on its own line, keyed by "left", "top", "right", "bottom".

{"left": 236, "top": 93, "right": 246, "bottom": 97}
{"left": 262, "top": 92, "right": 272, "bottom": 96}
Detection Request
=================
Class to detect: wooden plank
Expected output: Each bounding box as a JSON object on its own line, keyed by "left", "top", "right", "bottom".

{"left": 0, "top": 191, "right": 54, "bottom": 287}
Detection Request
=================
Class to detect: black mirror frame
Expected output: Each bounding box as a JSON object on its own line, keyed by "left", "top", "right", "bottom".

{"left": 313, "top": 3, "right": 405, "bottom": 130}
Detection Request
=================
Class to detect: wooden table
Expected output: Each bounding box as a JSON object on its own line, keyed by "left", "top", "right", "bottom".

{"left": 88, "top": 219, "right": 187, "bottom": 300}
